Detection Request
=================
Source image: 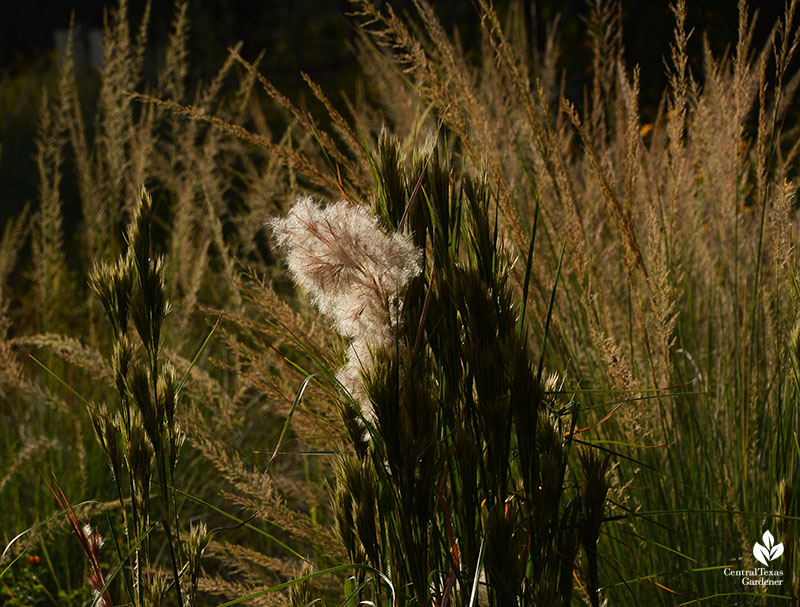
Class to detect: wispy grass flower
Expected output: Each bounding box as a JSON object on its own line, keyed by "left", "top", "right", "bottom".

{"left": 271, "top": 197, "right": 421, "bottom": 406}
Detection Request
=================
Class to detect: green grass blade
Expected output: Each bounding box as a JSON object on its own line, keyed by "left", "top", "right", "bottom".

{"left": 176, "top": 312, "right": 221, "bottom": 397}
{"left": 264, "top": 373, "right": 318, "bottom": 477}
{"left": 94, "top": 522, "right": 158, "bottom": 602}
{"left": 537, "top": 239, "right": 566, "bottom": 382}
{"left": 104, "top": 510, "right": 135, "bottom": 604}
{"left": 0, "top": 553, "right": 23, "bottom": 580}
{"left": 173, "top": 487, "right": 312, "bottom": 564}
{"left": 28, "top": 354, "right": 93, "bottom": 410}
{"left": 517, "top": 185, "right": 541, "bottom": 337}
{"left": 676, "top": 592, "right": 793, "bottom": 605}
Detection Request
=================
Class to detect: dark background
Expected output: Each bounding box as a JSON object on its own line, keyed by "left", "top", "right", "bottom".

{"left": 1, "top": 0, "right": 788, "bottom": 91}
{"left": 0, "top": 0, "right": 790, "bottom": 222}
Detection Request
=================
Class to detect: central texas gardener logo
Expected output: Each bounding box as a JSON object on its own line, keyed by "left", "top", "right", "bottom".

{"left": 723, "top": 530, "right": 785, "bottom": 586}
{"left": 753, "top": 530, "right": 783, "bottom": 567}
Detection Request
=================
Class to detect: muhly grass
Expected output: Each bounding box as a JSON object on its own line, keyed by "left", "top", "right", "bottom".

{"left": 1, "top": 0, "right": 800, "bottom": 605}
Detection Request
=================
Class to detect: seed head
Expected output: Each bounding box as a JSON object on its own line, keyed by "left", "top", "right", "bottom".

{"left": 271, "top": 197, "right": 422, "bottom": 405}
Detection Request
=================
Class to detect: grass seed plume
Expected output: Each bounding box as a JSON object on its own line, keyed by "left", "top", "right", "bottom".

{"left": 270, "top": 197, "right": 421, "bottom": 408}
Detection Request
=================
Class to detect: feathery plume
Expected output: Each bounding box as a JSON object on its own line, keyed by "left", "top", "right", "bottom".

{"left": 270, "top": 197, "right": 422, "bottom": 406}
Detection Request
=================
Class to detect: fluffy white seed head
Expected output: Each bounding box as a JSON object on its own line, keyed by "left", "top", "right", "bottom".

{"left": 271, "top": 197, "right": 422, "bottom": 406}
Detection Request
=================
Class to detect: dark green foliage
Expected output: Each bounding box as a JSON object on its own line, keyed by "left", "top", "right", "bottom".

{"left": 578, "top": 450, "right": 610, "bottom": 607}
{"left": 331, "top": 137, "right": 611, "bottom": 606}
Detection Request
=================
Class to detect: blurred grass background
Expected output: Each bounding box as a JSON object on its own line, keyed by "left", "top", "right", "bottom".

{"left": 0, "top": 0, "right": 786, "bottom": 226}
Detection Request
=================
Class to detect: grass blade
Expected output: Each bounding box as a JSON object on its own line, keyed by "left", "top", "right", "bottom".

{"left": 263, "top": 373, "right": 318, "bottom": 479}
{"left": 176, "top": 312, "right": 221, "bottom": 397}
{"left": 517, "top": 183, "right": 541, "bottom": 337}
{"left": 537, "top": 239, "right": 566, "bottom": 382}
{"left": 173, "top": 487, "right": 313, "bottom": 565}
{"left": 468, "top": 506, "right": 493, "bottom": 607}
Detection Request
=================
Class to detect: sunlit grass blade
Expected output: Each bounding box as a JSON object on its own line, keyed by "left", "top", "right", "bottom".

{"left": 2, "top": 499, "right": 106, "bottom": 561}
{"left": 468, "top": 506, "right": 493, "bottom": 607}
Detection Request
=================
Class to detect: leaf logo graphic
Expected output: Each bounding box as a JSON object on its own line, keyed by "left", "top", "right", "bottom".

{"left": 753, "top": 530, "right": 784, "bottom": 567}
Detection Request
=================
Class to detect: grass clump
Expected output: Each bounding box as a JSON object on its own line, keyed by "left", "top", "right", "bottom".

{"left": 272, "top": 139, "right": 611, "bottom": 606}
{"left": 87, "top": 186, "right": 206, "bottom": 607}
